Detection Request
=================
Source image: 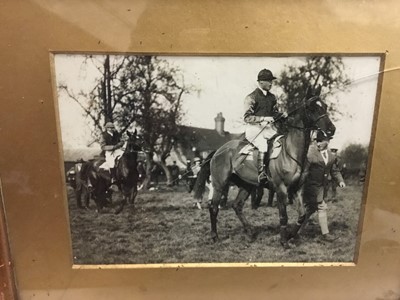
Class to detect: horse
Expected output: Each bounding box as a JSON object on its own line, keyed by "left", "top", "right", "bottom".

{"left": 86, "top": 130, "right": 142, "bottom": 214}
{"left": 193, "top": 86, "right": 336, "bottom": 248}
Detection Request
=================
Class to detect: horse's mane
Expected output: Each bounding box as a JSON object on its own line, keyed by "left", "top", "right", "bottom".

{"left": 275, "top": 116, "right": 292, "bottom": 136}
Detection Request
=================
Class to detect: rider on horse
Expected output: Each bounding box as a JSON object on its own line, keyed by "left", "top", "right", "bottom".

{"left": 99, "top": 122, "right": 125, "bottom": 184}
{"left": 244, "top": 69, "right": 287, "bottom": 182}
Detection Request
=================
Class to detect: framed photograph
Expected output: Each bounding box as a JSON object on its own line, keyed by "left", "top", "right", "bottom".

{"left": 1, "top": 1, "right": 400, "bottom": 299}
{"left": 54, "top": 53, "right": 381, "bottom": 266}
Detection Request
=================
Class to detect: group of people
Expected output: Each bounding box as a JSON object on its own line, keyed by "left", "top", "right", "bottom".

{"left": 98, "top": 121, "right": 202, "bottom": 189}
{"left": 243, "top": 68, "right": 346, "bottom": 242}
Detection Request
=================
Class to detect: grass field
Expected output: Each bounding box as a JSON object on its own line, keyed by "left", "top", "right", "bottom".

{"left": 67, "top": 181, "right": 365, "bottom": 265}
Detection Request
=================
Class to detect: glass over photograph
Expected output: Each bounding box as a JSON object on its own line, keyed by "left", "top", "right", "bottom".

{"left": 53, "top": 54, "right": 381, "bottom": 265}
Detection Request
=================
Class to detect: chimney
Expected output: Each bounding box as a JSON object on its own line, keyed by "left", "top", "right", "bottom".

{"left": 214, "top": 112, "right": 225, "bottom": 136}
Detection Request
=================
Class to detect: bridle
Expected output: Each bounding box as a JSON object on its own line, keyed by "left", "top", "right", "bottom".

{"left": 284, "top": 96, "right": 328, "bottom": 132}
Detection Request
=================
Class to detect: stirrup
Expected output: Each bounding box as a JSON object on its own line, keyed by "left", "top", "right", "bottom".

{"left": 258, "top": 172, "right": 268, "bottom": 183}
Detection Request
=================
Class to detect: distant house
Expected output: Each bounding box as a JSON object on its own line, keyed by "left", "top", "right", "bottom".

{"left": 166, "top": 112, "right": 243, "bottom": 168}
{"left": 61, "top": 113, "right": 243, "bottom": 171}
{"left": 62, "top": 147, "right": 101, "bottom": 175}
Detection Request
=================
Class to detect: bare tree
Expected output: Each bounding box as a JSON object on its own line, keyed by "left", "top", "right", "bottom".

{"left": 277, "top": 56, "right": 351, "bottom": 119}
{"left": 59, "top": 55, "right": 195, "bottom": 189}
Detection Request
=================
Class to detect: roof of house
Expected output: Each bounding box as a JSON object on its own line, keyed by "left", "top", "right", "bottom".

{"left": 176, "top": 125, "right": 244, "bottom": 152}
{"left": 63, "top": 147, "right": 101, "bottom": 162}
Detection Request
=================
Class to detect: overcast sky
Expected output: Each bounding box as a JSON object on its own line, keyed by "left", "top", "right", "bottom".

{"left": 54, "top": 54, "right": 381, "bottom": 151}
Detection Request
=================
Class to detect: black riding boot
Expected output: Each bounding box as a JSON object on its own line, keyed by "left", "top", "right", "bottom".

{"left": 258, "top": 151, "right": 268, "bottom": 183}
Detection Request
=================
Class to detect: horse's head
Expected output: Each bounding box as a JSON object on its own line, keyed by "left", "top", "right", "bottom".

{"left": 303, "top": 85, "right": 336, "bottom": 137}
{"left": 125, "top": 129, "right": 143, "bottom": 153}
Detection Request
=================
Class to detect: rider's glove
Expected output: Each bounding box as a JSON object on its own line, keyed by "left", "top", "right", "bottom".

{"left": 274, "top": 112, "right": 288, "bottom": 121}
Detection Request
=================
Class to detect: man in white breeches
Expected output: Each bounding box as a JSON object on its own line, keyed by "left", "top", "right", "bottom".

{"left": 244, "top": 69, "right": 287, "bottom": 182}
{"left": 100, "top": 122, "right": 124, "bottom": 183}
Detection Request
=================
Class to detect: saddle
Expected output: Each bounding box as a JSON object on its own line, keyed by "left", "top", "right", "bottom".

{"left": 234, "top": 135, "right": 284, "bottom": 173}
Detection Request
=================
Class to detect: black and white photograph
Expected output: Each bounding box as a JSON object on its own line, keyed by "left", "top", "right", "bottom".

{"left": 54, "top": 54, "right": 381, "bottom": 265}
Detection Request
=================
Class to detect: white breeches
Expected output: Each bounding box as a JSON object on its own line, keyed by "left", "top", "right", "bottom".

{"left": 101, "top": 148, "right": 124, "bottom": 170}
{"left": 245, "top": 123, "right": 277, "bottom": 152}
{"left": 318, "top": 200, "right": 329, "bottom": 235}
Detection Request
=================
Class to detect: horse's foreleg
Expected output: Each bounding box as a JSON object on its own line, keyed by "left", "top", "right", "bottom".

{"left": 232, "top": 186, "right": 252, "bottom": 236}
{"left": 208, "top": 189, "right": 221, "bottom": 242}
{"left": 267, "top": 188, "right": 275, "bottom": 207}
{"left": 251, "top": 185, "right": 263, "bottom": 210}
{"left": 128, "top": 185, "right": 138, "bottom": 206}
{"left": 130, "top": 186, "right": 138, "bottom": 207}
{"left": 114, "top": 197, "right": 126, "bottom": 215}
{"left": 288, "top": 188, "right": 312, "bottom": 240}
{"left": 276, "top": 185, "right": 290, "bottom": 249}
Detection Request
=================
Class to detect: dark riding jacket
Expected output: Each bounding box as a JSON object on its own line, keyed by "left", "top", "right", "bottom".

{"left": 100, "top": 131, "right": 121, "bottom": 155}
{"left": 244, "top": 88, "right": 280, "bottom": 124}
{"left": 303, "top": 144, "right": 344, "bottom": 211}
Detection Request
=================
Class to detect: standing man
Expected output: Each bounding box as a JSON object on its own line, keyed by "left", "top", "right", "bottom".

{"left": 244, "top": 68, "right": 287, "bottom": 182}
{"left": 323, "top": 147, "right": 342, "bottom": 201}
{"left": 303, "top": 130, "right": 346, "bottom": 242}
{"left": 170, "top": 161, "right": 180, "bottom": 186}
{"left": 191, "top": 157, "right": 203, "bottom": 209}
{"left": 100, "top": 122, "right": 124, "bottom": 183}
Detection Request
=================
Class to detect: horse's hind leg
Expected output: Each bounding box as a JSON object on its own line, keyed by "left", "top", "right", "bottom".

{"left": 232, "top": 185, "right": 253, "bottom": 236}
{"left": 220, "top": 184, "right": 229, "bottom": 208}
{"left": 275, "top": 184, "right": 290, "bottom": 249}
{"left": 209, "top": 188, "right": 222, "bottom": 242}
{"left": 94, "top": 194, "right": 105, "bottom": 214}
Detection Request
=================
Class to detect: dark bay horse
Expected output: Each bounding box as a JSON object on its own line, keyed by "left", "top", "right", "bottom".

{"left": 194, "top": 87, "right": 336, "bottom": 248}
{"left": 87, "top": 131, "right": 141, "bottom": 214}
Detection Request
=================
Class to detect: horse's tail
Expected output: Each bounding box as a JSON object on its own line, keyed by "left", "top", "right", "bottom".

{"left": 193, "top": 151, "right": 216, "bottom": 200}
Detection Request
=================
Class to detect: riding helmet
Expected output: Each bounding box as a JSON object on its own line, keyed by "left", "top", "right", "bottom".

{"left": 257, "top": 69, "right": 276, "bottom": 81}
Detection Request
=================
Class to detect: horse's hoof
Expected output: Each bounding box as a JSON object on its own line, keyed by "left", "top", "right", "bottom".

{"left": 245, "top": 234, "right": 256, "bottom": 243}
{"left": 280, "top": 241, "right": 291, "bottom": 250}
{"left": 114, "top": 207, "right": 123, "bottom": 215}
{"left": 287, "top": 232, "right": 299, "bottom": 241}
{"left": 211, "top": 233, "right": 219, "bottom": 243}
